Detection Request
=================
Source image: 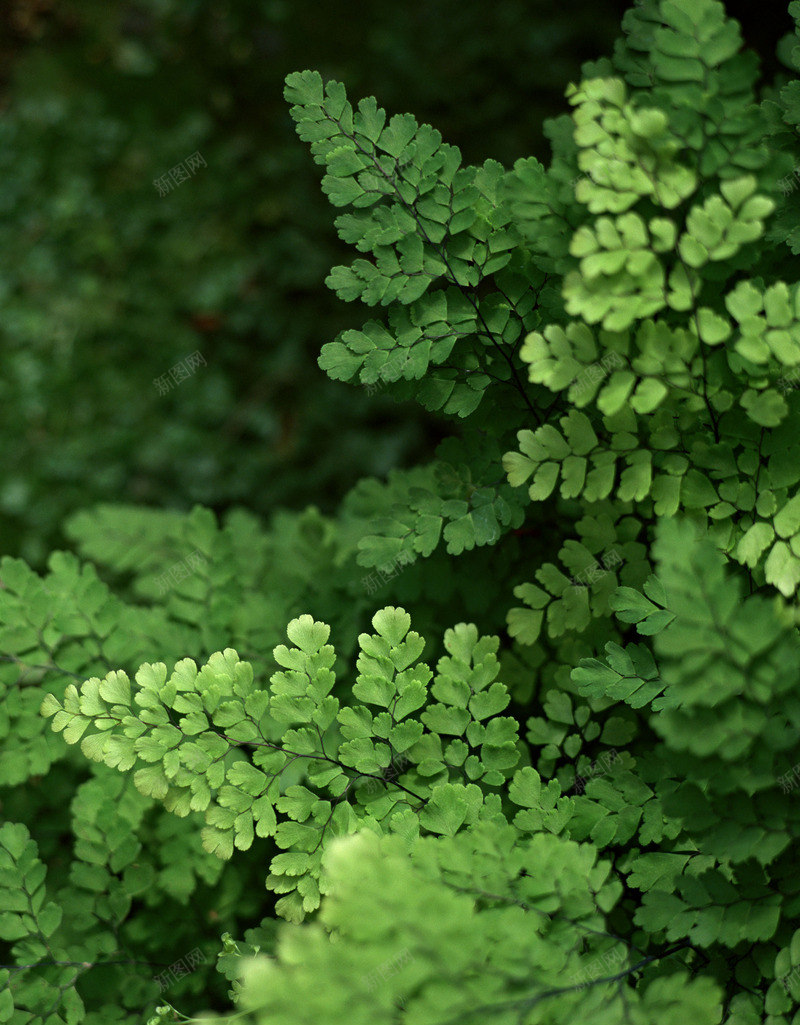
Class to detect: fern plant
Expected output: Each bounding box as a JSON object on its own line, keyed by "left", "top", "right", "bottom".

{"left": 4, "top": 0, "right": 800, "bottom": 1022}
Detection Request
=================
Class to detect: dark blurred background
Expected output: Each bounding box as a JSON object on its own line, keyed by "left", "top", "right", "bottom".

{"left": 0, "top": 0, "right": 790, "bottom": 567}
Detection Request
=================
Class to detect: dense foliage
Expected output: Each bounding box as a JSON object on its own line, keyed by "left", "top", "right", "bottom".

{"left": 0, "top": 0, "right": 620, "bottom": 567}
{"left": 4, "top": 0, "right": 800, "bottom": 1022}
